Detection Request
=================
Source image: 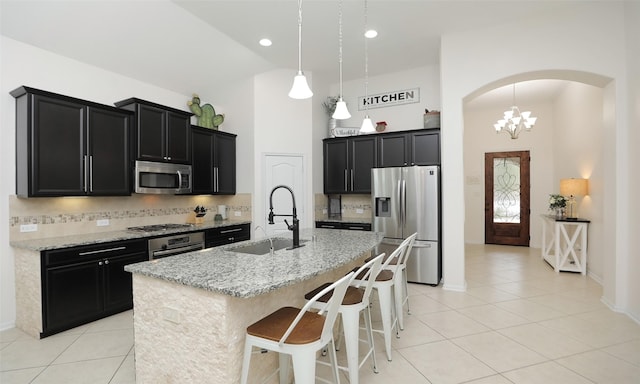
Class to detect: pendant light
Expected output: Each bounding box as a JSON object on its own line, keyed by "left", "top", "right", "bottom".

{"left": 360, "top": 0, "right": 375, "bottom": 133}
{"left": 288, "top": 0, "right": 313, "bottom": 99}
{"left": 332, "top": 0, "right": 351, "bottom": 119}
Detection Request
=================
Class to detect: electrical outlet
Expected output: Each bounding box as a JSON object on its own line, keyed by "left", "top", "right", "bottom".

{"left": 234, "top": 211, "right": 241, "bottom": 217}
{"left": 96, "top": 219, "right": 110, "bottom": 227}
{"left": 322, "top": 208, "right": 328, "bottom": 214}
{"left": 356, "top": 208, "right": 364, "bottom": 214}
{"left": 20, "top": 224, "right": 38, "bottom": 233}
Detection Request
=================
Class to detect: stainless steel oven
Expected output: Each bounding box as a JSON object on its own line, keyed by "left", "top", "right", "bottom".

{"left": 147, "top": 232, "right": 205, "bottom": 260}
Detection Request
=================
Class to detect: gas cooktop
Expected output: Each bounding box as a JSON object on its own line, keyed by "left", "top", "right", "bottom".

{"left": 127, "top": 223, "right": 194, "bottom": 232}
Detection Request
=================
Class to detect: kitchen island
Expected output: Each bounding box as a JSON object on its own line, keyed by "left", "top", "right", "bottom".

{"left": 125, "top": 228, "right": 382, "bottom": 384}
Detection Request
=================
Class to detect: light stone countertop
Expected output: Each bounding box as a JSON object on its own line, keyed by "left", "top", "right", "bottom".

{"left": 9, "top": 220, "right": 252, "bottom": 251}
{"left": 125, "top": 228, "right": 382, "bottom": 298}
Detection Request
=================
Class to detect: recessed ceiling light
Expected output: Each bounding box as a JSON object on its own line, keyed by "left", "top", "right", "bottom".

{"left": 259, "top": 38, "right": 272, "bottom": 47}
{"left": 364, "top": 29, "right": 378, "bottom": 38}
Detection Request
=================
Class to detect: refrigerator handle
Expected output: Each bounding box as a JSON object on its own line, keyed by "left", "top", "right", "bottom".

{"left": 397, "top": 179, "right": 403, "bottom": 227}
{"left": 401, "top": 179, "right": 407, "bottom": 228}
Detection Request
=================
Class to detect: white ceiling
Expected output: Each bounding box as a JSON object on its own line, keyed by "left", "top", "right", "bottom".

{"left": 1, "top": 0, "right": 576, "bottom": 103}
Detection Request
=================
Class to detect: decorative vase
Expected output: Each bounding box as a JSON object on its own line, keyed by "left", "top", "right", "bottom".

{"left": 555, "top": 207, "right": 565, "bottom": 220}
{"left": 328, "top": 118, "right": 338, "bottom": 137}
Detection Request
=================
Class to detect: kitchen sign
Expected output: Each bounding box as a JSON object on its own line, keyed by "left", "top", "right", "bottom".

{"left": 358, "top": 88, "right": 420, "bottom": 110}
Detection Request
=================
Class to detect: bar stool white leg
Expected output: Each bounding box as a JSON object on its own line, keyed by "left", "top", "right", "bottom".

{"left": 342, "top": 308, "right": 360, "bottom": 384}
{"left": 364, "top": 304, "right": 379, "bottom": 374}
{"left": 377, "top": 286, "right": 394, "bottom": 361}
{"left": 291, "top": 351, "right": 316, "bottom": 384}
{"left": 279, "top": 353, "right": 290, "bottom": 384}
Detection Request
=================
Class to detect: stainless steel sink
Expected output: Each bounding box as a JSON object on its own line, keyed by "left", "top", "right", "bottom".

{"left": 226, "top": 238, "right": 307, "bottom": 255}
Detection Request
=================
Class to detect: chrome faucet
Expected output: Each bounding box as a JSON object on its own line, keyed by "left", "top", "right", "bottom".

{"left": 268, "top": 185, "right": 302, "bottom": 249}
{"left": 254, "top": 225, "right": 274, "bottom": 255}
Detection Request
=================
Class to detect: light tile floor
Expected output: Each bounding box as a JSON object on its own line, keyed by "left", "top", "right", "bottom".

{"left": 2, "top": 244, "right": 639, "bottom": 383}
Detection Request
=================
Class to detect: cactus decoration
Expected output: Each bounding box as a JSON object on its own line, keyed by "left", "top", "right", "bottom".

{"left": 187, "top": 94, "right": 224, "bottom": 129}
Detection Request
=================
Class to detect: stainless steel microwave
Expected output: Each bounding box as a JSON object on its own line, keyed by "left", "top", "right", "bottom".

{"left": 134, "top": 160, "right": 192, "bottom": 194}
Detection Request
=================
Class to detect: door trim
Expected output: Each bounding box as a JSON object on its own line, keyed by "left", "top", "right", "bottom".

{"left": 484, "top": 151, "right": 530, "bottom": 246}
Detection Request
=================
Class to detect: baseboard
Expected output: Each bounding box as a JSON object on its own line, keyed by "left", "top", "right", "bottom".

{"left": 0, "top": 321, "right": 16, "bottom": 332}
{"left": 442, "top": 280, "right": 467, "bottom": 292}
{"left": 601, "top": 296, "right": 640, "bottom": 326}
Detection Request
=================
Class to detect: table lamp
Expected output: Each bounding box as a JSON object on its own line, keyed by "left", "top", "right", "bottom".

{"left": 560, "top": 178, "right": 589, "bottom": 219}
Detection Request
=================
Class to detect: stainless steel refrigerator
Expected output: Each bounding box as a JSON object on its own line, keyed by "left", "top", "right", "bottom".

{"left": 372, "top": 166, "right": 441, "bottom": 285}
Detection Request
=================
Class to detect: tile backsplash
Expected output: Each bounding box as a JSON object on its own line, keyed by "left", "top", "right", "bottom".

{"left": 314, "top": 194, "right": 372, "bottom": 220}
{"left": 9, "top": 193, "right": 252, "bottom": 241}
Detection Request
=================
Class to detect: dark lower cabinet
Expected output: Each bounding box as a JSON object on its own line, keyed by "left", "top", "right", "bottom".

{"left": 315, "top": 221, "right": 372, "bottom": 231}
{"left": 205, "top": 223, "right": 251, "bottom": 248}
{"left": 41, "top": 239, "right": 147, "bottom": 337}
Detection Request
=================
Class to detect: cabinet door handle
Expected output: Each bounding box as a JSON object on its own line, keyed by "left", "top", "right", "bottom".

{"left": 79, "top": 246, "right": 126, "bottom": 256}
{"left": 220, "top": 228, "right": 242, "bottom": 234}
{"left": 89, "top": 155, "right": 94, "bottom": 193}
{"left": 214, "top": 167, "right": 219, "bottom": 192}
{"left": 83, "top": 155, "right": 88, "bottom": 192}
{"left": 344, "top": 169, "right": 348, "bottom": 190}
{"left": 104, "top": 259, "right": 110, "bottom": 265}
{"left": 98, "top": 261, "right": 104, "bottom": 266}
{"left": 350, "top": 169, "right": 354, "bottom": 191}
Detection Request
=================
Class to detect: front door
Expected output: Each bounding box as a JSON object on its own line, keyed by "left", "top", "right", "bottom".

{"left": 485, "top": 151, "right": 530, "bottom": 246}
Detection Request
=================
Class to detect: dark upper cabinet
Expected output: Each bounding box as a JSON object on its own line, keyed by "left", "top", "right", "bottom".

{"left": 377, "top": 129, "right": 440, "bottom": 167}
{"left": 377, "top": 133, "right": 410, "bottom": 167}
{"left": 191, "top": 126, "right": 236, "bottom": 195}
{"left": 410, "top": 129, "right": 440, "bottom": 165}
{"left": 11, "top": 86, "right": 132, "bottom": 197}
{"left": 115, "top": 98, "right": 192, "bottom": 164}
{"left": 323, "top": 136, "right": 377, "bottom": 194}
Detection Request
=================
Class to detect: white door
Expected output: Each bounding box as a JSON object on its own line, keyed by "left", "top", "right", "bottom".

{"left": 264, "top": 154, "right": 305, "bottom": 237}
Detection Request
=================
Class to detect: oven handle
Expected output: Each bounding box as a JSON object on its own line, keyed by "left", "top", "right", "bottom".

{"left": 151, "top": 243, "right": 204, "bottom": 259}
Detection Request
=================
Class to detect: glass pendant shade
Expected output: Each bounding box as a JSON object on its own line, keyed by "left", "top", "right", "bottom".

{"left": 332, "top": 98, "right": 351, "bottom": 119}
{"left": 288, "top": 72, "right": 313, "bottom": 99}
{"left": 360, "top": 116, "right": 375, "bottom": 133}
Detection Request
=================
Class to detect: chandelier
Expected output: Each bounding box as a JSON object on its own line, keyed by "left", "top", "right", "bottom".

{"left": 494, "top": 83, "right": 537, "bottom": 139}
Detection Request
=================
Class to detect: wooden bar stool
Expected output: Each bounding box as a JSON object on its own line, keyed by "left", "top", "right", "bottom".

{"left": 240, "top": 272, "right": 354, "bottom": 384}
{"left": 304, "top": 253, "right": 385, "bottom": 384}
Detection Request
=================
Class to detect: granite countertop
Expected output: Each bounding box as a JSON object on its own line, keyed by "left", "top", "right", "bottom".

{"left": 125, "top": 228, "right": 382, "bottom": 298}
{"left": 10, "top": 220, "right": 252, "bottom": 251}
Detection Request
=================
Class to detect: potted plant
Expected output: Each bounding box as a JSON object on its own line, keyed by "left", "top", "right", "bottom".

{"left": 548, "top": 194, "right": 567, "bottom": 219}
{"left": 323, "top": 96, "right": 339, "bottom": 137}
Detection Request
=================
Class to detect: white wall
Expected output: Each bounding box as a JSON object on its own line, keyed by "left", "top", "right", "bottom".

{"left": 463, "top": 99, "right": 555, "bottom": 248}
{"left": 553, "top": 82, "right": 604, "bottom": 281}
{"left": 624, "top": 1, "right": 640, "bottom": 322}
{"left": 0, "top": 37, "right": 195, "bottom": 329}
{"left": 441, "top": 3, "right": 633, "bottom": 312}
{"left": 203, "top": 78, "right": 256, "bottom": 194}
{"left": 252, "top": 69, "right": 314, "bottom": 231}
{"left": 331, "top": 65, "right": 441, "bottom": 133}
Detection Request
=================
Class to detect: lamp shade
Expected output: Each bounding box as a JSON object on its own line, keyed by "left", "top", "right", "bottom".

{"left": 560, "top": 178, "right": 588, "bottom": 196}
{"left": 288, "top": 72, "right": 313, "bottom": 99}
{"left": 332, "top": 99, "right": 351, "bottom": 119}
{"left": 360, "top": 116, "right": 375, "bottom": 133}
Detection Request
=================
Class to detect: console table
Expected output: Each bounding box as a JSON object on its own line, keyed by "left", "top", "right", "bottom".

{"left": 541, "top": 215, "right": 589, "bottom": 275}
